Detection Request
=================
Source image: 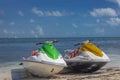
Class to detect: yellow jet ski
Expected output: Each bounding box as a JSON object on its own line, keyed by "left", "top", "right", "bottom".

{"left": 64, "top": 40, "right": 110, "bottom": 73}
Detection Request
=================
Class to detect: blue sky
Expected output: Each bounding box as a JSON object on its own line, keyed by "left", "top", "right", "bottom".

{"left": 0, "top": 0, "right": 120, "bottom": 38}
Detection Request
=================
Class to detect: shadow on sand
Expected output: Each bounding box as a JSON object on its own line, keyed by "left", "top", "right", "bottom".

{"left": 11, "top": 68, "right": 61, "bottom": 80}
{"left": 11, "top": 67, "right": 110, "bottom": 80}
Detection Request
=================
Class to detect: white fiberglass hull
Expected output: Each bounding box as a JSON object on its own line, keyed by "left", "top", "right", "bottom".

{"left": 64, "top": 51, "right": 110, "bottom": 73}
{"left": 22, "top": 60, "right": 64, "bottom": 77}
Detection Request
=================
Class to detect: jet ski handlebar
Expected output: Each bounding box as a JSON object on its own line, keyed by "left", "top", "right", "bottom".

{"left": 36, "top": 40, "right": 58, "bottom": 45}
{"left": 74, "top": 40, "right": 91, "bottom": 46}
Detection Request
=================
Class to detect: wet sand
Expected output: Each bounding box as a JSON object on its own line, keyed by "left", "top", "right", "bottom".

{"left": 0, "top": 67, "right": 120, "bottom": 80}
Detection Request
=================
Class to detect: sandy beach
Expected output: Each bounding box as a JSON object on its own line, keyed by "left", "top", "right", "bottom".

{"left": 0, "top": 66, "right": 120, "bottom": 80}
{"left": 0, "top": 38, "right": 120, "bottom": 80}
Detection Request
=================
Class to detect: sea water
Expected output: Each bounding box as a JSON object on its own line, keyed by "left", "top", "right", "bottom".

{"left": 0, "top": 37, "right": 120, "bottom": 69}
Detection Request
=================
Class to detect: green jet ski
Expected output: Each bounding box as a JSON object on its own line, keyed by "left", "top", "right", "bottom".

{"left": 22, "top": 40, "right": 67, "bottom": 77}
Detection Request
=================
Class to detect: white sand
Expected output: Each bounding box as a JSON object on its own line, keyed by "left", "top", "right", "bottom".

{"left": 0, "top": 66, "right": 120, "bottom": 80}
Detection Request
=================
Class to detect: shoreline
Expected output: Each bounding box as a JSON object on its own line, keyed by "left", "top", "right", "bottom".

{"left": 0, "top": 67, "right": 120, "bottom": 80}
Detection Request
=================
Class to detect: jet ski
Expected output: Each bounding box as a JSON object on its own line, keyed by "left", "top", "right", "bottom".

{"left": 64, "top": 40, "right": 110, "bottom": 73}
{"left": 21, "top": 40, "right": 67, "bottom": 77}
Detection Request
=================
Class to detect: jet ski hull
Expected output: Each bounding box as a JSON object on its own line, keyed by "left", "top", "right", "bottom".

{"left": 64, "top": 40, "right": 110, "bottom": 73}
{"left": 22, "top": 60, "right": 64, "bottom": 77}
{"left": 65, "top": 60, "right": 108, "bottom": 73}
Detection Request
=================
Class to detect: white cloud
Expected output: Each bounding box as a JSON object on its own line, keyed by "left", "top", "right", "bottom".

{"left": 72, "top": 23, "right": 78, "bottom": 28}
{"left": 51, "top": 11, "right": 62, "bottom": 16}
{"left": 55, "top": 23, "right": 59, "bottom": 26}
{"left": 106, "top": 17, "right": 120, "bottom": 26}
{"left": 90, "top": 8, "right": 117, "bottom": 17}
{"left": 3, "top": 29, "right": 8, "bottom": 34}
{"left": 95, "top": 28, "right": 105, "bottom": 34}
{"left": 31, "top": 30, "right": 35, "bottom": 34}
{"left": 96, "top": 19, "right": 100, "bottom": 23}
{"left": 32, "top": 7, "right": 63, "bottom": 17}
{"left": 0, "top": 10, "right": 5, "bottom": 15}
{"left": 37, "top": 26, "right": 44, "bottom": 36}
{"left": 108, "top": 0, "right": 120, "bottom": 7}
{"left": 31, "top": 30, "right": 38, "bottom": 38}
{"left": 32, "top": 7, "right": 43, "bottom": 16}
{"left": 34, "top": 35, "right": 38, "bottom": 38}
{"left": 30, "top": 26, "right": 44, "bottom": 37}
{"left": 0, "top": 20, "right": 3, "bottom": 25}
{"left": 11, "top": 31, "right": 15, "bottom": 34}
{"left": 30, "top": 19, "right": 35, "bottom": 23}
{"left": 18, "top": 10, "right": 24, "bottom": 16}
{"left": 9, "top": 22, "right": 15, "bottom": 26}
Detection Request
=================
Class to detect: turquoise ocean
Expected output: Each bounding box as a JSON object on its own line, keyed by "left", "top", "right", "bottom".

{"left": 0, "top": 37, "right": 120, "bottom": 69}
